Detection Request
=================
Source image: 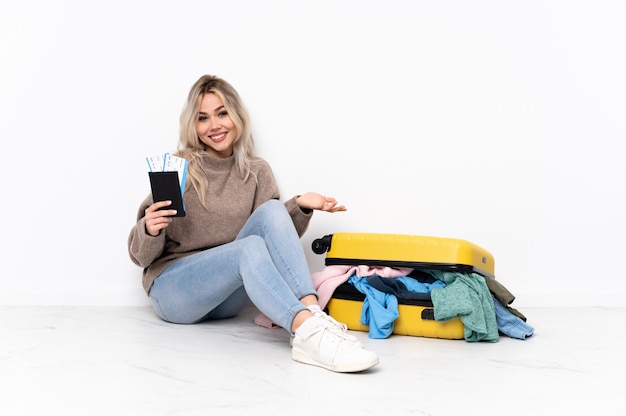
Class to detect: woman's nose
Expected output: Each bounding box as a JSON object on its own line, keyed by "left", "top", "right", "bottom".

{"left": 208, "top": 118, "right": 221, "bottom": 130}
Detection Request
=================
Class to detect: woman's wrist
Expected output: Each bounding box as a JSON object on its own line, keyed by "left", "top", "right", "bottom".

{"left": 295, "top": 195, "right": 312, "bottom": 214}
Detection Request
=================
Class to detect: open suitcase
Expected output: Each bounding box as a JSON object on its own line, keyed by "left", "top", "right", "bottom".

{"left": 311, "top": 232, "right": 495, "bottom": 339}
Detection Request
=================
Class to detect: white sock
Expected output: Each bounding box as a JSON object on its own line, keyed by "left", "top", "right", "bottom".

{"left": 295, "top": 315, "right": 323, "bottom": 337}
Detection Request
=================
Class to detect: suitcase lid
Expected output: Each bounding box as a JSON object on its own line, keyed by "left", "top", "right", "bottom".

{"left": 313, "top": 232, "right": 495, "bottom": 279}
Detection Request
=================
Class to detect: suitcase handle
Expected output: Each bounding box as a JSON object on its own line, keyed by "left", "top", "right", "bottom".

{"left": 421, "top": 309, "right": 435, "bottom": 321}
{"left": 311, "top": 234, "right": 333, "bottom": 254}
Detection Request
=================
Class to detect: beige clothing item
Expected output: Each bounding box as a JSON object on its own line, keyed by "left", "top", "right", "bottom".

{"left": 128, "top": 153, "right": 312, "bottom": 293}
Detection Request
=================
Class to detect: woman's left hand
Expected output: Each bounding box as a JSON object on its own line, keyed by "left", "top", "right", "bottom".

{"left": 296, "top": 192, "right": 347, "bottom": 213}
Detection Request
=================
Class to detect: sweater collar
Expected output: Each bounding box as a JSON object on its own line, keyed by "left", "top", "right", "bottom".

{"left": 200, "top": 152, "right": 235, "bottom": 170}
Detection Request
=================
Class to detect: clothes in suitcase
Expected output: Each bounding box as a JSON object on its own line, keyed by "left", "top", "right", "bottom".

{"left": 311, "top": 232, "right": 496, "bottom": 340}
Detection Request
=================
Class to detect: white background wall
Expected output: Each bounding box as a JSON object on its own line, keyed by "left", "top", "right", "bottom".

{"left": 1, "top": 0, "right": 624, "bottom": 307}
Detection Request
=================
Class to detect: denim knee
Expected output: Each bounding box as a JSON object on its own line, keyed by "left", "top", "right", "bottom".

{"left": 256, "top": 199, "right": 287, "bottom": 220}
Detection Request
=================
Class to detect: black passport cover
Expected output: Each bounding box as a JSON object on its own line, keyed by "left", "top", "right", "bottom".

{"left": 148, "top": 171, "right": 186, "bottom": 217}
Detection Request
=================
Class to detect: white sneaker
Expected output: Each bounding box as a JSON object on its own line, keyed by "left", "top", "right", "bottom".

{"left": 289, "top": 310, "right": 361, "bottom": 347}
{"left": 312, "top": 310, "right": 363, "bottom": 346}
{"left": 292, "top": 318, "right": 379, "bottom": 373}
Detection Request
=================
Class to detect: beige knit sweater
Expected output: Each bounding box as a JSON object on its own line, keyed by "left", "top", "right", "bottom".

{"left": 128, "top": 153, "right": 312, "bottom": 294}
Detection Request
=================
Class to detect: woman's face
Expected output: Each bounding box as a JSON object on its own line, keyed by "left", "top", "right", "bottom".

{"left": 196, "top": 93, "right": 238, "bottom": 158}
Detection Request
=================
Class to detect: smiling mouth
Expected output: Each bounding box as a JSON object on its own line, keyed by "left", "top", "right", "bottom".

{"left": 210, "top": 133, "right": 227, "bottom": 142}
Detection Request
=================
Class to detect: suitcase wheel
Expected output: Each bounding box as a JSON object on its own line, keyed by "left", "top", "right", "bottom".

{"left": 311, "top": 234, "right": 333, "bottom": 254}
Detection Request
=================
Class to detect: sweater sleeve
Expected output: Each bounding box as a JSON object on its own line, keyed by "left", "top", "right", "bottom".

{"left": 284, "top": 196, "right": 312, "bottom": 237}
{"left": 127, "top": 195, "right": 167, "bottom": 268}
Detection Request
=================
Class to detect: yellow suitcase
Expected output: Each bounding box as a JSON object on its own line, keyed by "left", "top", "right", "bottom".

{"left": 311, "top": 232, "right": 495, "bottom": 339}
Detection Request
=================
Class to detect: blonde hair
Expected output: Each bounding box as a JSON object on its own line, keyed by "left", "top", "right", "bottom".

{"left": 176, "top": 75, "right": 256, "bottom": 207}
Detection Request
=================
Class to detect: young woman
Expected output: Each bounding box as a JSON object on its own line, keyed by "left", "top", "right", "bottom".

{"left": 128, "top": 75, "right": 379, "bottom": 373}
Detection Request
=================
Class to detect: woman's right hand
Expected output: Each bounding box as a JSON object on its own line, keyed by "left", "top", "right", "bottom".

{"left": 144, "top": 201, "right": 177, "bottom": 236}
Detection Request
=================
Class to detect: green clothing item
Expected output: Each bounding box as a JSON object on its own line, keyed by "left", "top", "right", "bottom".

{"left": 429, "top": 270, "right": 499, "bottom": 342}
{"left": 128, "top": 153, "right": 312, "bottom": 294}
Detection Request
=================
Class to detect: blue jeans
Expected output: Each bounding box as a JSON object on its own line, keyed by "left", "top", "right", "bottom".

{"left": 492, "top": 296, "right": 535, "bottom": 339}
{"left": 149, "top": 200, "right": 316, "bottom": 334}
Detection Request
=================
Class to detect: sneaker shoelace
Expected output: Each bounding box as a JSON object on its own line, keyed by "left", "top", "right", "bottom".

{"left": 315, "top": 312, "right": 360, "bottom": 342}
{"left": 290, "top": 310, "right": 360, "bottom": 346}
{"left": 316, "top": 311, "right": 348, "bottom": 331}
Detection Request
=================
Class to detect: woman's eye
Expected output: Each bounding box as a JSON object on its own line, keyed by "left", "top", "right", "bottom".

{"left": 198, "top": 115, "right": 208, "bottom": 121}
{"left": 218, "top": 111, "right": 228, "bottom": 118}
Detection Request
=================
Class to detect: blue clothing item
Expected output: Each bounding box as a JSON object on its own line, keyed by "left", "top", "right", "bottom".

{"left": 348, "top": 275, "right": 444, "bottom": 339}
{"left": 149, "top": 200, "right": 316, "bottom": 334}
{"left": 365, "top": 275, "right": 446, "bottom": 301}
{"left": 398, "top": 276, "right": 446, "bottom": 293}
{"left": 349, "top": 276, "right": 398, "bottom": 339}
{"left": 492, "top": 296, "right": 534, "bottom": 339}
